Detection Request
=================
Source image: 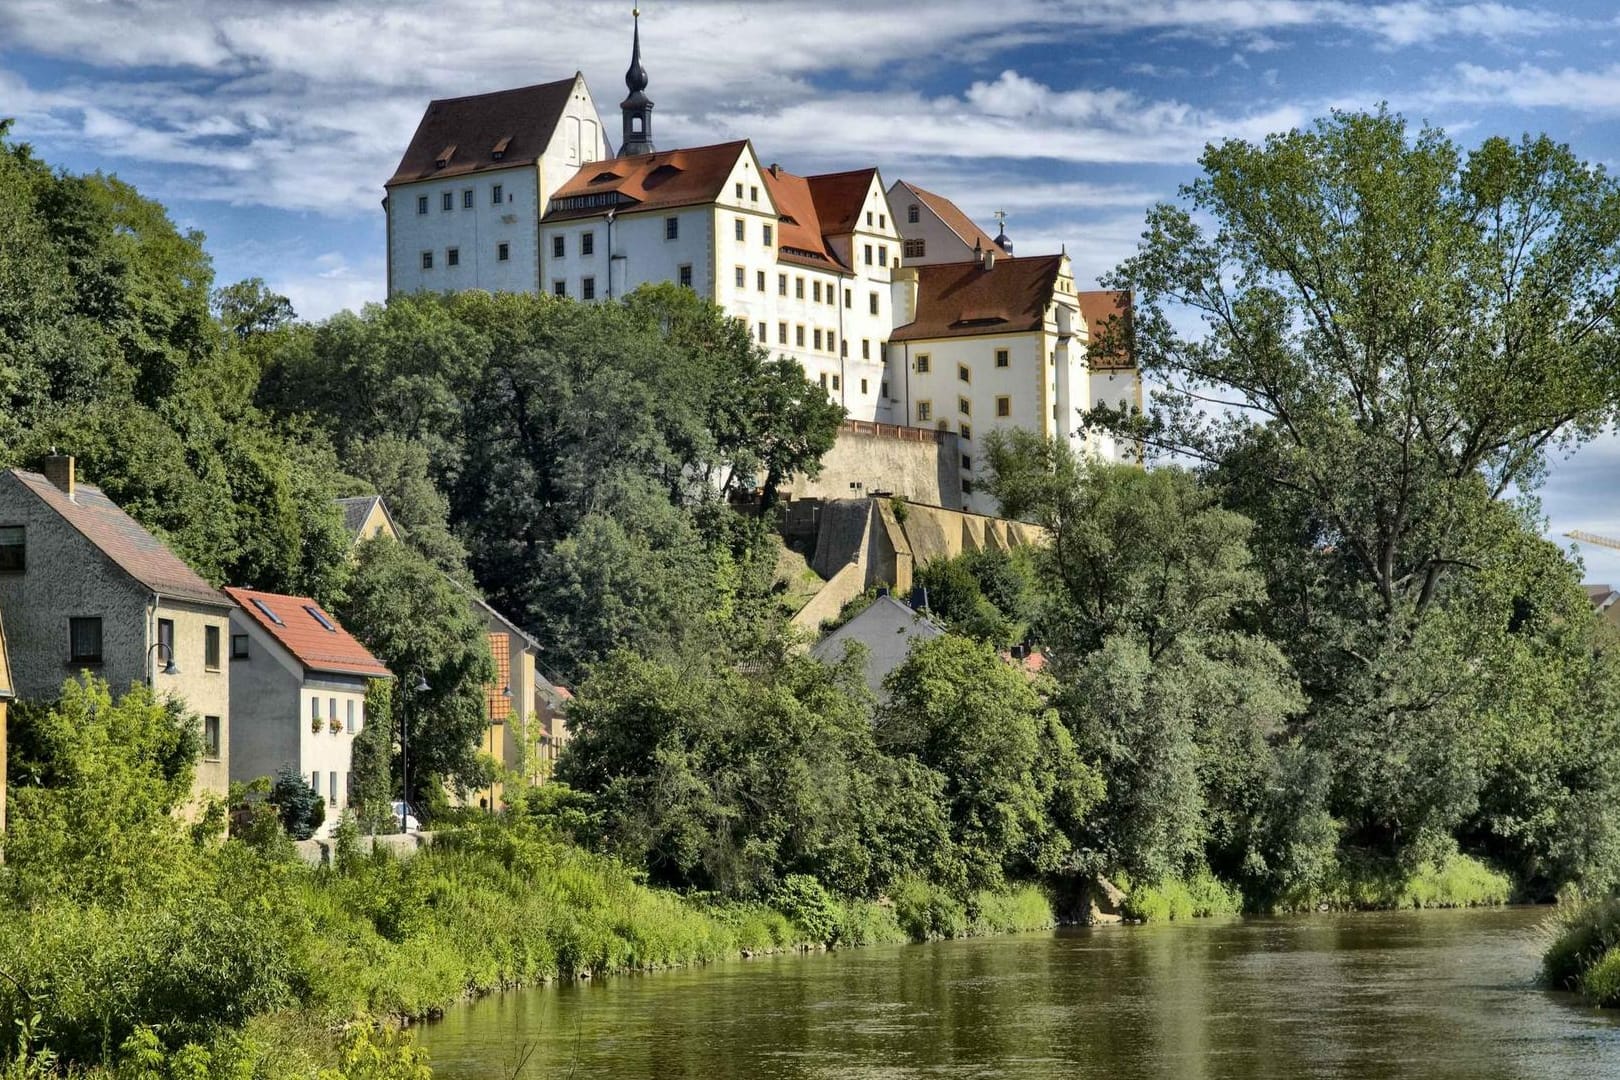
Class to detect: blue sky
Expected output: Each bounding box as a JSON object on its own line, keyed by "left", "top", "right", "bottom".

{"left": 4, "top": 0, "right": 1620, "bottom": 577}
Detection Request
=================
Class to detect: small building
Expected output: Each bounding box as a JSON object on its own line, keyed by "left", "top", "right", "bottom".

{"left": 0, "top": 457, "right": 234, "bottom": 800}
{"left": 224, "top": 587, "right": 391, "bottom": 835}
{"left": 0, "top": 602, "right": 12, "bottom": 836}
{"left": 811, "top": 593, "right": 946, "bottom": 700}
{"left": 336, "top": 495, "right": 401, "bottom": 545}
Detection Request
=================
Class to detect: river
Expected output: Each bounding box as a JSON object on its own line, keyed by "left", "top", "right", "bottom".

{"left": 417, "top": 906, "right": 1620, "bottom": 1079}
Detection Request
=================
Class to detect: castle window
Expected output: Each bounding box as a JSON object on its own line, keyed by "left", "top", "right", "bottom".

{"left": 813, "top": 281, "right": 821, "bottom": 302}
{"left": 820, "top": 373, "right": 828, "bottom": 389}
{"left": 916, "top": 354, "right": 930, "bottom": 373}
{"left": 778, "top": 273, "right": 787, "bottom": 296}
{"left": 881, "top": 380, "right": 889, "bottom": 397}
{"left": 553, "top": 280, "right": 566, "bottom": 297}
{"left": 553, "top": 235, "right": 565, "bottom": 259}
{"left": 996, "top": 348, "right": 1010, "bottom": 368}
{"left": 861, "top": 339, "right": 870, "bottom": 360}
{"left": 958, "top": 363, "right": 970, "bottom": 384}
{"left": 757, "top": 270, "right": 766, "bottom": 292}
{"left": 665, "top": 216, "right": 679, "bottom": 240}
{"left": 908, "top": 204, "right": 919, "bottom": 223}
{"left": 814, "top": 329, "right": 823, "bottom": 350}
{"left": 960, "top": 424, "right": 972, "bottom": 442}
{"left": 498, "top": 242, "right": 510, "bottom": 261}
{"left": 679, "top": 264, "right": 693, "bottom": 288}
{"left": 962, "top": 454, "right": 972, "bottom": 471}
{"left": 491, "top": 183, "right": 504, "bottom": 204}
{"left": 463, "top": 189, "right": 474, "bottom": 209}
{"left": 996, "top": 396, "right": 1011, "bottom": 417}
{"left": 916, "top": 400, "right": 932, "bottom": 422}
{"left": 779, "top": 322, "right": 788, "bottom": 344}
{"left": 795, "top": 277, "right": 805, "bottom": 299}
{"left": 581, "top": 276, "right": 596, "bottom": 300}
{"left": 958, "top": 396, "right": 971, "bottom": 416}
{"left": 796, "top": 325, "right": 805, "bottom": 347}
{"left": 832, "top": 375, "right": 840, "bottom": 390}
{"left": 878, "top": 245, "right": 888, "bottom": 266}
{"left": 763, "top": 223, "right": 773, "bottom": 246}
{"left": 904, "top": 239, "right": 926, "bottom": 259}
{"left": 446, "top": 247, "right": 459, "bottom": 267}
{"left": 581, "top": 231, "right": 594, "bottom": 256}
{"left": 416, "top": 195, "right": 428, "bottom": 215}
{"left": 421, "top": 250, "right": 433, "bottom": 270}
{"left": 735, "top": 266, "right": 746, "bottom": 289}
{"left": 869, "top": 292, "right": 879, "bottom": 315}
{"left": 735, "top": 218, "right": 746, "bottom": 242}
{"left": 844, "top": 289, "right": 851, "bottom": 308}
{"left": 860, "top": 378, "right": 868, "bottom": 394}
{"left": 441, "top": 191, "right": 453, "bottom": 211}
{"left": 864, "top": 244, "right": 873, "bottom": 266}
{"left": 758, "top": 322, "right": 767, "bottom": 342}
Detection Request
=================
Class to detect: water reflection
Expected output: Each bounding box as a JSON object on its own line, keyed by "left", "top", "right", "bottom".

{"left": 418, "top": 907, "right": 1620, "bottom": 1079}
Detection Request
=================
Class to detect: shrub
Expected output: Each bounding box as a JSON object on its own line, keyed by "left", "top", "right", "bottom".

{"left": 771, "top": 875, "right": 839, "bottom": 944}
{"left": 272, "top": 768, "right": 325, "bottom": 841}
{"left": 1543, "top": 897, "right": 1620, "bottom": 995}
{"left": 1120, "top": 869, "right": 1243, "bottom": 922}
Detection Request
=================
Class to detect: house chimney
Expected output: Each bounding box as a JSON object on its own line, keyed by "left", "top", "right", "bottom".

{"left": 982, "top": 247, "right": 996, "bottom": 270}
{"left": 42, "top": 455, "right": 75, "bottom": 499}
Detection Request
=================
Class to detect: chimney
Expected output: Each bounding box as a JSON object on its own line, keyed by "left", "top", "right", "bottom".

{"left": 982, "top": 247, "right": 996, "bottom": 270}
{"left": 770, "top": 163, "right": 780, "bottom": 177}
{"left": 892, "top": 267, "right": 919, "bottom": 325}
{"left": 42, "top": 455, "right": 75, "bottom": 500}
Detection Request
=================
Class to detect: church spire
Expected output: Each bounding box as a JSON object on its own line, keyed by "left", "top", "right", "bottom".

{"left": 619, "top": 8, "right": 655, "bottom": 157}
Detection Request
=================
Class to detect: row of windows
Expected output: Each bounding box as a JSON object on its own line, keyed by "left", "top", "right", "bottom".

{"left": 913, "top": 349, "right": 1011, "bottom": 377}
{"left": 415, "top": 184, "right": 505, "bottom": 214}
{"left": 734, "top": 181, "right": 761, "bottom": 203}
{"left": 552, "top": 232, "right": 595, "bottom": 258}
{"left": 915, "top": 397, "right": 1013, "bottom": 423}
{"left": 311, "top": 769, "right": 352, "bottom": 809}
{"left": 309, "top": 694, "right": 363, "bottom": 735}
{"left": 421, "top": 243, "right": 510, "bottom": 270}
{"left": 60, "top": 612, "right": 225, "bottom": 674}
{"left": 862, "top": 243, "right": 891, "bottom": 268}
{"left": 732, "top": 218, "right": 774, "bottom": 246}
{"left": 553, "top": 277, "right": 598, "bottom": 300}
{"left": 866, "top": 209, "right": 888, "bottom": 229}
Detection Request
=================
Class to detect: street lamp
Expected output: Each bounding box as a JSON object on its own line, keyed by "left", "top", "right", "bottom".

{"left": 401, "top": 672, "right": 430, "bottom": 834}
{"left": 146, "top": 641, "right": 180, "bottom": 681}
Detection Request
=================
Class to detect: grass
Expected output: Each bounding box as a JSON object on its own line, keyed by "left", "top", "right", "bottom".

{"left": 891, "top": 877, "right": 1055, "bottom": 939}
{"left": 1117, "top": 869, "right": 1244, "bottom": 922}
{"left": 1543, "top": 897, "right": 1620, "bottom": 1005}
{"left": 1274, "top": 853, "right": 1512, "bottom": 913}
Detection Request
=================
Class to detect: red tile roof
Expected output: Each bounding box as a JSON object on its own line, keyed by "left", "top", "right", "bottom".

{"left": 388, "top": 77, "right": 581, "bottom": 187}
{"left": 892, "top": 255, "right": 1066, "bottom": 342}
{"left": 225, "top": 587, "right": 391, "bottom": 679}
{"left": 895, "top": 181, "right": 999, "bottom": 253}
{"left": 1077, "top": 290, "right": 1136, "bottom": 369}
{"left": 759, "top": 165, "right": 843, "bottom": 270}
{"left": 544, "top": 140, "right": 748, "bottom": 222}
{"left": 487, "top": 631, "right": 512, "bottom": 721}
{"left": 806, "top": 168, "right": 878, "bottom": 236}
{"left": 6, "top": 470, "right": 229, "bottom": 608}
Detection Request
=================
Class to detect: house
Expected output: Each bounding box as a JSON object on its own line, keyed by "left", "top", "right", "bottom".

{"left": 0, "top": 603, "right": 12, "bottom": 835}
{"left": 336, "top": 495, "right": 401, "bottom": 545}
{"left": 224, "top": 586, "right": 391, "bottom": 835}
{"left": 811, "top": 593, "right": 946, "bottom": 700}
{"left": 0, "top": 457, "right": 234, "bottom": 800}
{"left": 886, "top": 179, "right": 1003, "bottom": 267}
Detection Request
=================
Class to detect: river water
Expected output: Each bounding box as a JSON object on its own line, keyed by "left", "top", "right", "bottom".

{"left": 417, "top": 906, "right": 1620, "bottom": 1079}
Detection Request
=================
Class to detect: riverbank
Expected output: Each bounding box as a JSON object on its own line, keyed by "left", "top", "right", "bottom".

{"left": 1544, "top": 897, "right": 1620, "bottom": 1006}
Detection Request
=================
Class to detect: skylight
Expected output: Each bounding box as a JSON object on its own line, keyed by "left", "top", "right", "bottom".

{"left": 250, "top": 597, "right": 284, "bottom": 626}
{"left": 304, "top": 605, "right": 338, "bottom": 633}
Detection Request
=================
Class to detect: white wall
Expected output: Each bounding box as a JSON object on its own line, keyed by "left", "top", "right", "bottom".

{"left": 389, "top": 166, "right": 541, "bottom": 296}
{"left": 886, "top": 180, "right": 981, "bottom": 266}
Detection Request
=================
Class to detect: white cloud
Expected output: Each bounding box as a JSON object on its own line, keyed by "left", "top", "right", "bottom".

{"left": 1429, "top": 61, "right": 1620, "bottom": 112}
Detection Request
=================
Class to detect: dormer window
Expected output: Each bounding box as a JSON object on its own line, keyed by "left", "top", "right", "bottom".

{"left": 492, "top": 135, "right": 512, "bottom": 161}
{"left": 434, "top": 144, "right": 456, "bottom": 169}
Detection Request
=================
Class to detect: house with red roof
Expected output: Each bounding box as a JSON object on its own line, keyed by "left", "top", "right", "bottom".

{"left": 224, "top": 586, "right": 391, "bottom": 835}
{"left": 0, "top": 456, "right": 235, "bottom": 801}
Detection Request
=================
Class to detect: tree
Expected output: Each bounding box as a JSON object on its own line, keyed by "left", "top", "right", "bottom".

{"left": 340, "top": 434, "right": 469, "bottom": 577}
{"left": 877, "top": 636, "right": 1104, "bottom": 888}
{"left": 271, "top": 767, "right": 325, "bottom": 841}
{"left": 338, "top": 537, "right": 495, "bottom": 798}
{"left": 350, "top": 679, "right": 400, "bottom": 834}
{"left": 212, "top": 278, "right": 295, "bottom": 341}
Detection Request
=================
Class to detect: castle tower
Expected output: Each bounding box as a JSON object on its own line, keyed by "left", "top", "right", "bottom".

{"left": 619, "top": 9, "right": 655, "bottom": 157}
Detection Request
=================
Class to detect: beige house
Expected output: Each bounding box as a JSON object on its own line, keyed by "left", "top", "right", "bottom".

{"left": 337, "top": 495, "right": 401, "bottom": 545}
{"left": 0, "top": 458, "right": 235, "bottom": 801}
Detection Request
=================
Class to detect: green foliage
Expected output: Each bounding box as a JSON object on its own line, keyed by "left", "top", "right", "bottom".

{"left": 271, "top": 768, "right": 324, "bottom": 842}
{"left": 1276, "top": 853, "right": 1511, "bottom": 913}
{"left": 349, "top": 681, "right": 397, "bottom": 835}
{"left": 1117, "top": 870, "right": 1243, "bottom": 922}
{"left": 770, "top": 875, "right": 839, "bottom": 944}
{"left": 1544, "top": 898, "right": 1620, "bottom": 1000}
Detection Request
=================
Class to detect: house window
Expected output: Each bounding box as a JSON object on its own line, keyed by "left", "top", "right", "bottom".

{"left": 813, "top": 329, "right": 823, "bottom": 350}
{"left": 203, "top": 716, "right": 221, "bottom": 761}
{"left": 758, "top": 322, "right": 767, "bottom": 342}
{"left": 581, "top": 276, "right": 596, "bottom": 300}
{"left": 795, "top": 277, "right": 805, "bottom": 299}
{"left": 311, "top": 770, "right": 320, "bottom": 793}
{"left": 734, "top": 218, "right": 746, "bottom": 241}
{"left": 881, "top": 380, "right": 889, "bottom": 397}
{"left": 446, "top": 247, "right": 460, "bottom": 267}
{"left": 665, "top": 216, "right": 679, "bottom": 240}
{"left": 757, "top": 270, "right": 766, "bottom": 292}
{"left": 463, "top": 189, "right": 474, "bottom": 209}
{"left": 861, "top": 339, "right": 870, "bottom": 360}
{"left": 813, "top": 281, "right": 822, "bottom": 302}
{"left": 329, "top": 698, "right": 338, "bottom": 729}
{"left": 205, "top": 625, "right": 221, "bottom": 670}
{"left": 841, "top": 339, "right": 848, "bottom": 357}
{"left": 310, "top": 697, "right": 320, "bottom": 724}
{"left": 347, "top": 699, "right": 356, "bottom": 734}
{"left": 960, "top": 424, "right": 972, "bottom": 441}
{"left": 553, "top": 235, "right": 565, "bottom": 258}
{"left": 750, "top": 185, "right": 759, "bottom": 201}
{"left": 778, "top": 273, "right": 787, "bottom": 296}
{"left": 491, "top": 183, "right": 503, "bottom": 204}
{"left": 735, "top": 266, "right": 746, "bottom": 289}
{"left": 916, "top": 354, "right": 930, "bottom": 373}
{"left": 416, "top": 195, "right": 428, "bottom": 215}
{"left": 869, "top": 292, "right": 879, "bottom": 315}
{"left": 917, "top": 401, "right": 932, "bottom": 422}
{"left": 330, "top": 771, "right": 339, "bottom": 806}
{"left": 763, "top": 224, "right": 773, "bottom": 246}
{"left": 0, "top": 525, "right": 22, "bottom": 572}
{"left": 231, "top": 634, "right": 249, "bottom": 659}
{"left": 581, "top": 231, "right": 594, "bottom": 256}
{"left": 879, "top": 214, "right": 887, "bottom": 229}
{"left": 497, "top": 242, "right": 510, "bottom": 261}
{"left": 735, "top": 182, "right": 744, "bottom": 199}
{"left": 958, "top": 364, "right": 971, "bottom": 383}
{"left": 69, "top": 617, "right": 103, "bottom": 665}
{"left": 421, "top": 251, "right": 433, "bottom": 270}
{"left": 864, "top": 244, "right": 873, "bottom": 265}
{"left": 819, "top": 373, "right": 828, "bottom": 389}
{"left": 996, "top": 396, "right": 1011, "bottom": 417}
{"left": 904, "top": 239, "right": 926, "bottom": 258}
{"left": 866, "top": 211, "right": 873, "bottom": 226}
{"left": 878, "top": 245, "right": 888, "bottom": 266}
{"left": 959, "top": 396, "right": 971, "bottom": 415}
{"left": 779, "top": 322, "right": 788, "bottom": 344}
{"left": 907, "top": 204, "right": 919, "bottom": 223}
{"left": 962, "top": 454, "right": 973, "bottom": 471}
{"left": 158, "top": 618, "right": 175, "bottom": 666}
{"left": 996, "top": 348, "right": 1010, "bottom": 367}
{"left": 796, "top": 325, "right": 805, "bottom": 347}
{"left": 679, "top": 264, "right": 693, "bottom": 288}
{"left": 553, "top": 280, "right": 567, "bottom": 297}
{"left": 832, "top": 375, "right": 841, "bottom": 390}
{"left": 861, "top": 378, "right": 869, "bottom": 393}
{"left": 441, "top": 191, "right": 453, "bottom": 211}
{"left": 844, "top": 289, "right": 851, "bottom": 308}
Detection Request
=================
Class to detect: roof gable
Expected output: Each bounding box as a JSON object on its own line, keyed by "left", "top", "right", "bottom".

{"left": 1077, "top": 290, "right": 1136, "bottom": 369}
{"left": 544, "top": 140, "right": 749, "bottom": 220}
{"left": 5, "top": 470, "right": 228, "bottom": 608}
{"left": 806, "top": 168, "right": 879, "bottom": 236}
{"left": 225, "top": 587, "right": 392, "bottom": 680}
{"left": 389, "top": 76, "right": 579, "bottom": 187}
{"left": 335, "top": 495, "right": 401, "bottom": 542}
{"left": 892, "top": 180, "right": 999, "bottom": 253}
{"left": 893, "top": 255, "right": 1066, "bottom": 342}
{"left": 760, "top": 164, "right": 844, "bottom": 270}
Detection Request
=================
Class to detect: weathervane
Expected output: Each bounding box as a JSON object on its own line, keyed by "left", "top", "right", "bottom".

{"left": 993, "top": 208, "right": 1008, "bottom": 230}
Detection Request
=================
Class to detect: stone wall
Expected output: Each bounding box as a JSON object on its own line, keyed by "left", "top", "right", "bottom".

{"left": 786, "top": 421, "right": 963, "bottom": 510}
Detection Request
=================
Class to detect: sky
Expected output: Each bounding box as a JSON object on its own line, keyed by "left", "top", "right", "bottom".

{"left": 3, "top": 0, "right": 1620, "bottom": 576}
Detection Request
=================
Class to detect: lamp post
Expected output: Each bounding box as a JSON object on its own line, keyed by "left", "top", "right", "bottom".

{"left": 146, "top": 641, "right": 180, "bottom": 683}
{"left": 401, "top": 672, "right": 430, "bottom": 833}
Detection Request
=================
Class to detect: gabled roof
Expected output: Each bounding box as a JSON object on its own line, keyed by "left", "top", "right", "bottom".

{"left": 760, "top": 165, "right": 844, "bottom": 270}
{"left": 544, "top": 140, "right": 748, "bottom": 222}
{"left": 1585, "top": 583, "right": 1619, "bottom": 612}
{"left": 452, "top": 578, "right": 542, "bottom": 654}
{"left": 335, "top": 495, "right": 401, "bottom": 541}
{"left": 224, "top": 587, "right": 392, "bottom": 680}
{"left": 892, "top": 180, "right": 999, "bottom": 252}
{"left": 4, "top": 470, "right": 229, "bottom": 608}
{"left": 1077, "top": 290, "right": 1136, "bottom": 369}
{"left": 811, "top": 595, "right": 946, "bottom": 698}
{"left": 892, "top": 254, "right": 1066, "bottom": 342}
{"left": 388, "top": 76, "right": 580, "bottom": 187}
{"left": 807, "top": 167, "right": 878, "bottom": 236}
{"left": 0, "top": 604, "right": 12, "bottom": 701}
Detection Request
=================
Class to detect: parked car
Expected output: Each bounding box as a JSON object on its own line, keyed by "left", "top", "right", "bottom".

{"left": 389, "top": 801, "right": 422, "bottom": 833}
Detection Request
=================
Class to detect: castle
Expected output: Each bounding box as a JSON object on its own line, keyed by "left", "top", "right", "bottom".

{"left": 382, "top": 13, "right": 1140, "bottom": 514}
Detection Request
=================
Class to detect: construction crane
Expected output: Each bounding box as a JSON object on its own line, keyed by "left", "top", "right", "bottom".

{"left": 1565, "top": 530, "right": 1620, "bottom": 552}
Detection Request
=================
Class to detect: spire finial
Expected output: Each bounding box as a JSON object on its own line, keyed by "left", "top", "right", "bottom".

{"left": 626, "top": 8, "right": 648, "bottom": 94}
{"left": 618, "top": 7, "right": 655, "bottom": 156}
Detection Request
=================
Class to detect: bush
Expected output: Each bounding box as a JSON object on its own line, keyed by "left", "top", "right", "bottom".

{"left": 272, "top": 768, "right": 325, "bottom": 840}
{"left": 1543, "top": 897, "right": 1620, "bottom": 998}
{"left": 968, "top": 885, "right": 1054, "bottom": 934}
{"left": 1120, "top": 869, "right": 1244, "bottom": 922}
{"left": 892, "top": 877, "right": 969, "bottom": 940}
{"left": 1276, "top": 852, "right": 1511, "bottom": 913}
{"left": 771, "top": 874, "right": 839, "bottom": 944}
